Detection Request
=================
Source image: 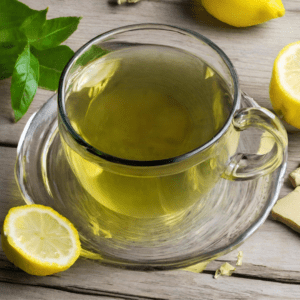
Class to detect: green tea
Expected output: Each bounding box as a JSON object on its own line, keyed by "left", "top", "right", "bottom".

{"left": 63, "top": 45, "right": 232, "bottom": 218}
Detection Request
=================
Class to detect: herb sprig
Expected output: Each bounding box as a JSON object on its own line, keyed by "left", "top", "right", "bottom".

{"left": 0, "top": 0, "right": 81, "bottom": 121}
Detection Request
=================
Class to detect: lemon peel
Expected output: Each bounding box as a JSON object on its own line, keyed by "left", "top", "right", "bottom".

{"left": 270, "top": 41, "right": 300, "bottom": 129}
{"left": 1, "top": 205, "right": 81, "bottom": 276}
{"left": 201, "top": 0, "right": 285, "bottom": 27}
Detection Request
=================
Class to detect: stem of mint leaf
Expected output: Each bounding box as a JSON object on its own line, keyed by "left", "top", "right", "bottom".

{"left": 10, "top": 43, "right": 39, "bottom": 122}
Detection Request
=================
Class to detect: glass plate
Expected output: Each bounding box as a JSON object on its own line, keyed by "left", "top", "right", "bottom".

{"left": 15, "top": 92, "right": 287, "bottom": 270}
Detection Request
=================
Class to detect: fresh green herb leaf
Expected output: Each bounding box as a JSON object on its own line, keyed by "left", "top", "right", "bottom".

{"left": 31, "top": 45, "right": 74, "bottom": 90}
{"left": 75, "top": 45, "right": 109, "bottom": 66}
{"left": 0, "top": 42, "right": 27, "bottom": 79}
{"left": 31, "top": 16, "right": 81, "bottom": 51}
{"left": 0, "top": 0, "right": 36, "bottom": 30}
{"left": 0, "top": 62, "right": 15, "bottom": 80}
{"left": 20, "top": 9, "right": 48, "bottom": 42}
{"left": 0, "top": 0, "right": 81, "bottom": 121}
{"left": 0, "top": 27, "right": 27, "bottom": 44}
{"left": 11, "top": 44, "right": 39, "bottom": 121}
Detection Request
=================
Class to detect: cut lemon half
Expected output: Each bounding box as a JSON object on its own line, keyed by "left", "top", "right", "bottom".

{"left": 1, "top": 205, "right": 81, "bottom": 276}
{"left": 270, "top": 41, "right": 300, "bottom": 129}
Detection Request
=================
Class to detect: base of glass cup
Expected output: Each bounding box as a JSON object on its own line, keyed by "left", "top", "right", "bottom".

{"left": 15, "top": 92, "right": 287, "bottom": 270}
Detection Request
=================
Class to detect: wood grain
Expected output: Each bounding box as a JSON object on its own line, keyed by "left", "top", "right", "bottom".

{"left": 1, "top": 0, "right": 300, "bottom": 144}
{"left": 2, "top": 252, "right": 300, "bottom": 300}
{"left": 1, "top": 282, "right": 124, "bottom": 300}
{"left": 1, "top": 0, "right": 300, "bottom": 298}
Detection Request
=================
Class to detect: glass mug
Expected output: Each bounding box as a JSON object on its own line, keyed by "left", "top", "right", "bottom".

{"left": 57, "top": 24, "right": 287, "bottom": 263}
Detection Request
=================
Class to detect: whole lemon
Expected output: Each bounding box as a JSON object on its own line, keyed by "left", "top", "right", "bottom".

{"left": 201, "top": 0, "right": 285, "bottom": 27}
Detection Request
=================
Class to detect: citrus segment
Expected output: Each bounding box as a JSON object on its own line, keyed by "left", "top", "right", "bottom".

{"left": 1, "top": 205, "right": 81, "bottom": 276}
{"left": 269, "top": 41, "right": 300, "bottom": 129}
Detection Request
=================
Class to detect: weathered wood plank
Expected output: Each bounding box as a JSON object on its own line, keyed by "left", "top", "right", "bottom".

{"left": 1, "top": 282, "right": 126, "bottom": 300}
{"left": 1, "top": 0, "right": 300, "bottom": 144}
{"left": 1, "top": 253, "right": 300, "bottom": 300}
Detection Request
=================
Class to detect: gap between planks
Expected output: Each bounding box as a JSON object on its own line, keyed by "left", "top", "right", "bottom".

{"left": 1, "top": 252, "right": 300, "bottom": 287}
{"left": 0, "top": 142, "right": 18, "bottom": 148}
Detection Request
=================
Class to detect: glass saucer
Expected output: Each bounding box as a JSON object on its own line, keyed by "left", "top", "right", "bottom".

{"left": 15, "top": 93, "right": 287, "bottom": 270}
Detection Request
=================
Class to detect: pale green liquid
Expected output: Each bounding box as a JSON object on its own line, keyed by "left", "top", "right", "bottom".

{"left": 63, "top": 46, "right": 232, "bottom": 218}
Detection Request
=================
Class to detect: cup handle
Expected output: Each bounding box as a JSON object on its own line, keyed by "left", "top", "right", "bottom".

{"left": 222, "top": 103, "right": 288, "bottom": 181}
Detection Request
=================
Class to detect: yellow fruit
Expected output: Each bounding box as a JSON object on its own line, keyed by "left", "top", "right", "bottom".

{"left": 269, "top": 41, "right": 300, "bottom": 129}
{"left": 201, "top": 0, "right": 285, "bottom": 27}
{"left": 1, "top": 205, "right": 81, "bottom": 276}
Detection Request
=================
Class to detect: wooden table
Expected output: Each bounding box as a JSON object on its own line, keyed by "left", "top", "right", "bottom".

{"left": 1, "top": 0, "right": 300, "bottom": 298}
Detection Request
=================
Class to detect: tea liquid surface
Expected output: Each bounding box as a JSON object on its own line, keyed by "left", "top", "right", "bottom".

{"left": 66, "top": 46, "right": 231, "bottom": 161}
{"left": 63, "top": 45, "right": 232, "bottom": 218}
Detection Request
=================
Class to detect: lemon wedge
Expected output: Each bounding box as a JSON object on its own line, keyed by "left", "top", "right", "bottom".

{"left": 270, "top": 41, "right": 300, "bottom": 129}
{"left": 1, "top": 205, "right": 81, "bottom": 276}
{"left": 201, "top": 0, "right": 285, "bottom": 27}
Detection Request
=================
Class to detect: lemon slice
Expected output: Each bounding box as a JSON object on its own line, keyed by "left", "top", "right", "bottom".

{"left": 270, "top": 41, "right": 300, "bottom": 129}
{"left": 1, "top": 205, "right": 81, "bottom": 276}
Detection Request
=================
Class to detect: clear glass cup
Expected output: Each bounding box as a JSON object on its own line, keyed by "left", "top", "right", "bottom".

{"left": 55, "top": 24, "right": 287, "bottom": 268}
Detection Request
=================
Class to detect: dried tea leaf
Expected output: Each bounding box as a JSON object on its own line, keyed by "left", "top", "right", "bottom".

{"left": 214, "top": 262, "right": 236, "bottom": 279}
{"left": 183, "top": 261, "right": 211, "bottom": 273}
{"left": 236, "top": 251, "right": 243, "bottom": 266}
{"left": 272, "top": 187, "right": 300, "bottom": 233}
{"left": 289, "top": 167, "right": 300, "bottom": 188}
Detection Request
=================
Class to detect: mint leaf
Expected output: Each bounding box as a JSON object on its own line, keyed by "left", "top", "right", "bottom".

{"left": 31, "top": 16, "right": 81, "bottom": 51}
{"left": 0, "top": 42, "right": 27, "bottom": 79}
{"left": 20, "top": 9, "right": 48, "bottom": 42}
{"left": 11, "top": 44, "right": 39, "bottom": 121}
{"left": 75, "top": 45, "right": 109, "bottom": 66}
{"left": 0, "top": 27, "right": 27, "bottom": 44}
{"left": 0, "top": 0, "right": 36, "bottom": 30}
{"left": 31, "top": 45, "right": 74, "bottom": 90}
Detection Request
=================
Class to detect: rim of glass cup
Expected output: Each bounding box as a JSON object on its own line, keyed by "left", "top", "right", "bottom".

{"left": 58, "top": 23, "right": 241, "bottom": 167}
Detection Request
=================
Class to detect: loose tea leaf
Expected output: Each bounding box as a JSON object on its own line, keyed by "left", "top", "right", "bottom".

{"left": 31, "top": 45, "right": 74, "bottom": 90}
{"left": 10, "top": 44, "right": 39, "bottom": 121}
{"left": 236, "top": 251, "right": 243, "bottom": 266}
{"left": 31, "top": 16, "right": 81, "bottom": 51}
{"left": 214, "top": 262, "right": 236, "bottom": 279}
